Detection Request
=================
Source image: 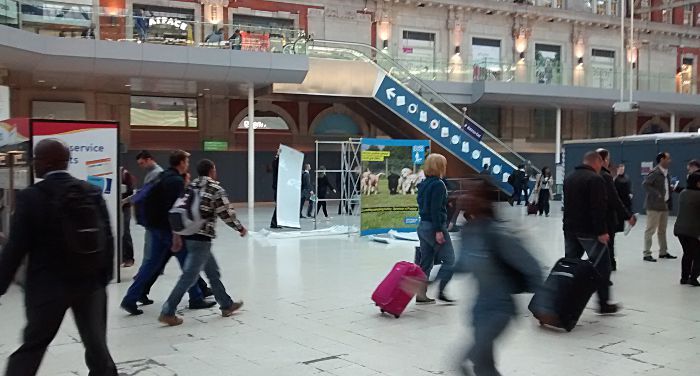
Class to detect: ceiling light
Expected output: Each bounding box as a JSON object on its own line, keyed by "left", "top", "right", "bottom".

{"left": 51, "top": 86, "right": 57, "bottom": 90}
{"left": 37, "top": 80, "right": 45, "bottom": 83}
{"left": 203, "top": 88, "right": 210, "bottom": 91}
{"left": 124, "top": 84, "right": 131, "bottom": 87}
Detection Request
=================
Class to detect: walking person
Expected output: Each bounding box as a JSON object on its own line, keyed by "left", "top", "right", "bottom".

{"left": 270, "top": 148, "right": 281, "bottom": 229}
{"left": 507, "top": 165, "right": 525, "bottom": 206}
{"left": 230, "top": 29, "right": 242, "bottom": 50}
{"left": 563, "top": 151, "right": 618, "bottom": 314}
{"left": 300, "top": 164, "right": 314, "bottom": 218}
{"left": 642, "top": 152, "right": 677, "bottom": 262}
{"left": 0, "top": 139, "right": 117, "bottom": 376}
{"left": 533, "top": 166, "right": 554, "bottom": 217}
{"left": 456, "top": 178, "right": 543, "bottom": 376}
{"left": 674, "top": 173, "right": 700, "bottom": 286}
{"left": 159, "top": 159, "right": 247, "bottom": 326}
{"left": 597, "top": 149, "right": 636, "bottom": 272}
{"left": 614, "top": 164, "right": 633, "bottom": 214}
{"left": 121, "top": 166, "right": 136, "bottom": 267}
{"left": 415, "top": 154, "right": 455, "bottom": 304}
{"left": 134, "top": 150, "right": 163, "bottom": 279}
{"left": 315, "top": 166, "right": 336, "bottom": 220}
{"left": 121, "top": 150, "right": 214, "bottom": 315}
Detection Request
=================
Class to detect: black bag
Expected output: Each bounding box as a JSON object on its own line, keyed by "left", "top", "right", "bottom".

{"left": 39, "top": 180, "right": 109, "bottom": 278}
{"left": 528, "top": 257, "right": 603, "bottom": 332}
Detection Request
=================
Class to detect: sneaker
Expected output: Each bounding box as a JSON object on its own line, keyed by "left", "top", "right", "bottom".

{"left": 158, "top": 314, "right": 184, "bottom": 327}
{"left": 221, "top": 301, "right": 244, "bottom": 317}
{"left": 689, "top": 279, "right": 700, "bottom": 287}
{"left": 643, "top": 256, "right": 657, "bottom": 262}
{"left": 138, "top": 296, "right": 154, "bottom": 306}
{"left": 598, "top": 303, "right": 620, "bottom": 315}
{"left": 121, "top": 302, "right": 144, "bottom": 316}
{"left": 189, "top": 300, "right": 217, "bottom": 310}
{"left": 438, "top": 293, "right": 456, "bottom": 303}
{"left": 659, "top": 253, "right": 678, "bottom": 259}
{"left": 415, "top": 297, "right": 436, "bottom": 305}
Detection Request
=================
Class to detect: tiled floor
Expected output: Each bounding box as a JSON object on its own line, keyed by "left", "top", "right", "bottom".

{"left": 1, "top": 203, "right": 699, "bottom": 375}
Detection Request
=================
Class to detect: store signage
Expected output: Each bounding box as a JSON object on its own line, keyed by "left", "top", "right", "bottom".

{"left": 148, "top": 17, "right": 189, "bottom": 30}
{"left": 372, "top": 73, "right": 515, "bottom": 194}
{"left": 241, "top": 120, "right": 268, "bottom": 129}
{"left": 203, "top": 140, "right": 228, "bottom": 151}
{"left": 463, "top": 118, "right": 484, "bottom": 142}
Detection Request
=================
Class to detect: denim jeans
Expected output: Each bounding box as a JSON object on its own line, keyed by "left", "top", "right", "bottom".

{"left": 564, "top": 232, "right": 611, "bottom": 305}
{"left": 465, "top": 311, "right": 511, "bottom": 376}
{"left": 161, "top": 240, "right": 234, "bottom": 316}
{"left": 417, "top": 221, "right": 455, "bottom": 292}
{"left": 122, "top": 228, "right": 202, "bottom": 306}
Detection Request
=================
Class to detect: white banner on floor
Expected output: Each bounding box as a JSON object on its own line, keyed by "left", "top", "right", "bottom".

{"left": 276, "top": 144, "right": 304, "bottom": 229}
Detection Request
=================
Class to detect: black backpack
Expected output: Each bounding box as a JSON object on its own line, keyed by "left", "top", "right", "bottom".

{"left": 38, "top": 180, "right": 109, "bottom": 278}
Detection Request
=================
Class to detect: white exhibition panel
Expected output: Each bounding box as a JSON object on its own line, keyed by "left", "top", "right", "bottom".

{"left": 276, "top": 144, "right": 304, "bottom": 229}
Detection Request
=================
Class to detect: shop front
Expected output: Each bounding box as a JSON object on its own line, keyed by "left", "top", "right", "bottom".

{"left": 0, "top": 0, "right": 19, "bottom": 28}
{"left": 229, "top": 10, "right": 299, "bottom": 52}
{"left": 130, "top": 2, "right": 197, "bottom": 44}
{"left": 19, "top": 0, "right": 94, "bottom": 37}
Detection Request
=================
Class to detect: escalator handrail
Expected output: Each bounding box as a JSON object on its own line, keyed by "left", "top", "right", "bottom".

{"left": 309, "top": 39, "right": 538, "bottom": 172}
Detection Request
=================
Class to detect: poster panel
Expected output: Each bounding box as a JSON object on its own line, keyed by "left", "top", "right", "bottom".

{"left": 31, "top": 120, "right": 119, "bottom": 275}
{"left": 360, "top": 138, "right": 430, "bottom": 236}
{"left": 276, "top": 144, "right": 304, "bottom": 229}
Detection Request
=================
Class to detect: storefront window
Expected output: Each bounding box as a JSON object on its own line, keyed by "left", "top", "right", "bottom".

{"left": 535, "top": 44, "right": 562, "bottom": 85}
{"left": 400, "top": 30, "right": 437, "bottom": 80}
{"left": 313, "top": 114, "right": 361, "bottom": 136}
{"left": 590, "top": 49, "right": 616, "bottom": 89}
{"left": 678, "top": 57, "right": 695, "bottom": 95}
{"left": 231, "top": 15, "right": 297, "bottom": 52}
{"left": 132, "top": 5, "right": 194, "bottom": 44}
{"left": 0, "top": 0, "right": 19, "bottom": 28}
{"left": 472, "top": 38, "right": 502, "bottom": 82}
{"left": 20, "top": 0, "right": 93, "bottom": 37}
{"left": 130, "top": 96, "right": 198, "bottom": 128}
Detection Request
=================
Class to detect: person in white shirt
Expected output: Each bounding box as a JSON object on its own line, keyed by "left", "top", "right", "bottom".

{"left": 642, "top": 152, "right": 678, "bottom": 262}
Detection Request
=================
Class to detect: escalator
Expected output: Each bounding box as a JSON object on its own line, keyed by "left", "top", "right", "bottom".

{"left": 276, "top": 40, "right": 535, "bottom": 195}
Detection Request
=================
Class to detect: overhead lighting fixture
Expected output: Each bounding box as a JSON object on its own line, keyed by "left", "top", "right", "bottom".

{"left": 454, "top": 46, "right": 461, "bottom": 55}
{"left": 37, "top": 80, "right": 45, "bottom": 83}
{"left": 519, "top": 52, "right": 526, "bottom": 60}
{"left": 124, "top": 84, "right": 131, "bottom": 87}
{"left": 578, "top": 57, "right": 584, "bottom": 65}
{"left": 203, "top": 88, "right": 210, "bottom": 91}
{"left": 382, "top": 40, "right": 389, "bottom": 49}
{"left": 51, "top": 86, "right": 57, "bottom": 90}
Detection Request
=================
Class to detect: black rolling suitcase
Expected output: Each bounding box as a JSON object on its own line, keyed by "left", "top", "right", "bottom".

{"left": 528, "top": 256, "right": 603, "bottom": 332}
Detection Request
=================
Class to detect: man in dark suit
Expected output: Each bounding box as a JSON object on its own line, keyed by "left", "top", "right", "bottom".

{"left": 0, "top": 139, "right": 117, "bottom": 376}
{"left": 300, "top": 163, "right": 314, "bottom": 218}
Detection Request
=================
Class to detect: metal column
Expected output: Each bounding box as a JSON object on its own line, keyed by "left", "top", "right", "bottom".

{"left": 555, "top": 107, "right": 562, "bottom": 164}
{"left": 247, "top": 84, "right": 255, "bottom": 227}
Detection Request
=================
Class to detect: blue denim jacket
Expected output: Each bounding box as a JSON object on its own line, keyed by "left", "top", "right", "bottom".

{"left": 456, "top": 219, "right": 543, "bottom": 316}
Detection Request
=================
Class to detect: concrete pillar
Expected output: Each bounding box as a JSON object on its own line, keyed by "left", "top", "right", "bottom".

{"left": 248, "top": 84, "right": 255, "bottom": 211}
{"left": 555, "top": 107, "right": 562, "bottom": 164}
{"left": 670, "top": 112, "right": 676, "bottom": 132}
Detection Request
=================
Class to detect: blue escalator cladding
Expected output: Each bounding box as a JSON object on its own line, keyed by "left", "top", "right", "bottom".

{"left": 373, "top": 74, "right": 514, "bottom": 195}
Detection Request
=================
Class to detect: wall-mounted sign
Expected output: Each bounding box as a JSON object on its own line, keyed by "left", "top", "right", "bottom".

{"left": 203, "top": 140, "right": 228, "bottom": 151}
{"left": 148, "top": 17, "right": 189, "bottom": 30}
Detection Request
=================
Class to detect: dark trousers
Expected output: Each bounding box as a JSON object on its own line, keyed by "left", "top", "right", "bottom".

{"left": 678, "top": 235, "right": 700, "bottom": 281}
{"left": 609, "top": 233, "right": 617, "bottom": 271}
{"left": 316, "top": 198, "right": 328, "bottom": 217}
{"left": 271, "top": 190, "right": 278, "bottom": 227}
{"left": 537, "top": 189, "right": 550, "bottom": 215}
{"left": 465, "top": 311, "right": 511, "bottom": 376}
{"left": 122, "top": 206, "right": 134, "bottom": 262}
{"left": 300, "top": 189, "right": 312, "bottom": 217}
{"left": 417, "top": 221, "right": 455, "bottom": 293}
{"left": 6, "top": 287, "right": 117, "bottom": 376}
{"left": 564, "top": 232, "right": 611, "bottom": 306}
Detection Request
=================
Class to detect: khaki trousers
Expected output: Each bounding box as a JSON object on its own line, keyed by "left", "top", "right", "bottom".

{"left": 644, "top": 210, "right": 669, "bottom": 257}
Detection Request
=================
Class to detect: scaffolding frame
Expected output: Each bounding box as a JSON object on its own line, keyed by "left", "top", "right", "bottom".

{"left": 313, "top": 139, "right": 362, "bottom": 232}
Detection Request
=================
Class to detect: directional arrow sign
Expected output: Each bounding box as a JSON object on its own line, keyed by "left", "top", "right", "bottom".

{"left": 386, "top": 87, "right": 396, "bottom": 100}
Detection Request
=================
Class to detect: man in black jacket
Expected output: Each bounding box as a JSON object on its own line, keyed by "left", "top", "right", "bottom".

{"left": 597, "top": 149, "right": 637, "bottom": 271}
{"left": 121, "top": 150, "right": 214, "bottom": 315}
{"left": 0, "top": 139, "right": 117, "bottom": 376}
{"left": 300, "top": 163, "right": 314, "bottom": 218}
{"left": 270, "top": 148, "right": 281, "bottom": 229}
{"left": 563, "top": 151, "right": 618, "bottom": 314}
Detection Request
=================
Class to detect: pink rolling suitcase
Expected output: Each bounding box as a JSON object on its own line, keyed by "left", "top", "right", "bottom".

{"left": 372, "top": 261, "right": 426, "bottom": 318}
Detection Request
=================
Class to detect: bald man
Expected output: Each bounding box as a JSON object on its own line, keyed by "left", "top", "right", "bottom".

{"left": 0, "top": 139, "right": 117, "bottom": 376}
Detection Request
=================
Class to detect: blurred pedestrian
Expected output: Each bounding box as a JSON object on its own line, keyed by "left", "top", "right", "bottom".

{"left": 456, "top": 178, "right": 543, "bottom": 376}
{"left": 415, "top": 154, "right": 455, "bottom": 304}
{"left": 300, "top": 164, "right": 314, "bottom": 218}
{"left": 674, "top": 173, "right": 700, "bottom": 286}
{"left": 642, "top": 152, "right": 677, "bottom": 262}
{"left": 0, "top": 139, "right": 117, "bottom": 375}
{"left": 563, "top": 151, "right": 618, "bottom": 314}
{"left": 597, "top": 149, "right": 636, "bottom": 272}
{"left": 614, "top": 164, "right": 632, "bottom": 214}
{"left": 315, "top": 166, "right": 336, "bottom": 220}
{"left": 533, "top": 166, "right": 553, "bottom": 217}
{"left": 121, "top": 167, "right": 136, "bottom": 267}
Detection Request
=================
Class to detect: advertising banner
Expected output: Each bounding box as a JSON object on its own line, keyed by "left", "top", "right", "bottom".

{"left": 276, "top": 144, "right": 304, "bottom": 229}
{"left": 31, "top": 120, "right": 119, "bottom": 274}
{"left": 360, "top": 138, "right": 430, "bottom": 236}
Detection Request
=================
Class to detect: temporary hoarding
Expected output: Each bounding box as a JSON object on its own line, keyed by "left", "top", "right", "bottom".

{"left": 276, "top": 144, "right": 304, "bottom": 229}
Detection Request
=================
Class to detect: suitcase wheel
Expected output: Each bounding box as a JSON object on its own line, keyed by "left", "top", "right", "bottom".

{"left": 394, "top": 314, "right": 400, "bottom": 319}
{"left": 380, "top": 309, "right": 385, "bottom": 314}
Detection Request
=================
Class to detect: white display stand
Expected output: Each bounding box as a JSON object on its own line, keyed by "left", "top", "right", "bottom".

{"left": 276, "top": 144, "right": 304, "bottom": 229}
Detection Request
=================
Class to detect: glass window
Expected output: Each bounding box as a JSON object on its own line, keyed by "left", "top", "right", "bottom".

{"left": 590, "top": 111, "right": 613, "bottom": 138}
{"left": 472, "top": 38, "right": 502, "bottom": 81}
{"left": 130, "top": 96, "right": 197, "bottom": 128}
{"left": 401, "top": 30, "right": 437, "bottom": 80}
{"left": 468, "top": 106, "right": 501, "bottom": 138}
{"left": 590, "top": 49, "right": 616, "bottom": 89}
{"left": 532, "top": 109, "right": 556, "bottom": 140}
{"left": 132, "top": 5, "right": 195, "bottom": 43}
{"left": 237, "top": 112, "right": 289, "bottom": 130}
{"left": 535, "top": 44, "right": 562, "bottom": 85}
{"left": 313, "top": 114, "right": 361, "bottom": 135}
{"left": 0, "top": 0, "right": 20, "bottom": 28}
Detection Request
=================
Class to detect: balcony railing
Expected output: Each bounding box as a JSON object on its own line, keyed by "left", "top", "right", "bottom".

{"left": 0, "top": 0, "right": 697, "bottom": 95}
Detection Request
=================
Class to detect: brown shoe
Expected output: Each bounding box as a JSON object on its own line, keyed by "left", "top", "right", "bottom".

{"left": 221, "top": 301, "right": 244, "bottom": 317}
{"left": 158, "top": 314, "right": 183, "bottom": 326}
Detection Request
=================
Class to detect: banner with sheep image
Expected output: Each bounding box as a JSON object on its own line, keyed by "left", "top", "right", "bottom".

{"left": 360, "top": 138, "right": 431, "bottom": 236}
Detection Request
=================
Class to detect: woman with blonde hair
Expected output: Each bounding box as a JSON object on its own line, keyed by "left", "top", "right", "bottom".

{"left": 415, "top": 153, "right": 455, "bottom": 304}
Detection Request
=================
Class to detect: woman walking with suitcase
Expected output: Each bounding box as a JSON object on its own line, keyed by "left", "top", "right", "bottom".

{"left": 415, "top": 154, "right": 455, "bottom": 304}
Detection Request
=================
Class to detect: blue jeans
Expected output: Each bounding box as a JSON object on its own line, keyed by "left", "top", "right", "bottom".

{"left": 122, "top": 228, "right": 202, "bottom": 305}
{"left": 465, "top": 311, "right": 511, "bottom": 376}
{"left": 161, "top": 240, "right": 233, "bottom": 316}
{"left": 417, "top": 221, "right": 455, "bottom": 292}
{"left": 564, "top": 232, "right": 611, "bottom": 305}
